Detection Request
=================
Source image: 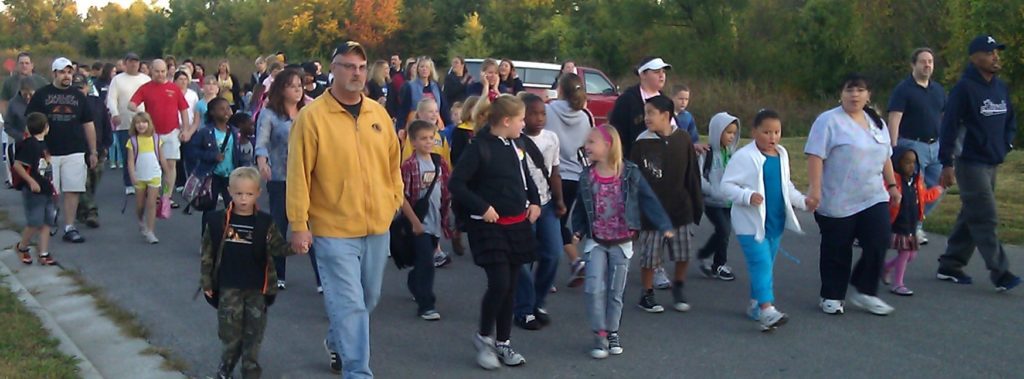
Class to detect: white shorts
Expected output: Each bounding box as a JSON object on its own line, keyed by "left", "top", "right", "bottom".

{"left": 159, "top": 129, "right": 181, "bottom": 160}
{"left": 51, "top": 153, "right": 87, "bottom": 193}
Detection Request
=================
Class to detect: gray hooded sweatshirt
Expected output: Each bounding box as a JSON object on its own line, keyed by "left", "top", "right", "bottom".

{"left": 699, "top": 112, "right": 741, "bottom": 208}
{"left": 544, "top": 99, "right": 593, "bottom": 182}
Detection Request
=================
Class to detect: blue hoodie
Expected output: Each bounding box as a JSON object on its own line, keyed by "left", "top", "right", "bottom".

{"left": 939, "top": 63, "right": 1017, "bottom": 167}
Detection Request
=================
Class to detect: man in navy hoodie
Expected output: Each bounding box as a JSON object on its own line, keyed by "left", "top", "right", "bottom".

{"left": 936, "top": 34, "right": 1020, "bottom": 292}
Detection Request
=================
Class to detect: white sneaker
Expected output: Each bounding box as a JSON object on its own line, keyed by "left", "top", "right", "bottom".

{"left": 473, "top": 334, "right": 500, "bottom": 370}
{"left": 419, "top": 310, "right": 441, "bottom": 321}
{"left": 746, "top": 299, "right": 761, "bottom": 321}
{"left": 916, "top": 229, "right": 929, "bottom": 245}
{"left": 125, "top": 186, "right": 135, "bottom": 195}
{"left": 653, "top": 267, "right": 672, "bottom": 289}
{"left": 820, "top": 298, "right": 845, "bottom": 315}
{"left": 849, "top": 290, "right": 894, "bottom": 316}
{"left": 143, "top": 231, "right": 159, "bottom": 244}
{"left": 590, "top": 334, "right": 609, "bottom": 359}
{"left": 277, "top": 280, "right": 286, "bottom": 290}
{"left": 317, "top": 286, "right": 324, "bottom": 294}
{"left": 759, "top": 306, "right": 788, "bottom": 331}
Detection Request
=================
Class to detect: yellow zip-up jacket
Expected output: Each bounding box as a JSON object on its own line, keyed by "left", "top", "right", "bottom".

{"left": 286, "top": 93, "right": 403, "bottom": 237}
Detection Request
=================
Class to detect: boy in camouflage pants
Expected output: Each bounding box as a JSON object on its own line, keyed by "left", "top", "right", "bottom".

{"left": 201, "top": 167, "right": 299, "bottom": 379}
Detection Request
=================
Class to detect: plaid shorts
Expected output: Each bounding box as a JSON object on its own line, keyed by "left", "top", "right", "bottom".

{"left": 637, "top": 225, "right": 694, "bottom": 269}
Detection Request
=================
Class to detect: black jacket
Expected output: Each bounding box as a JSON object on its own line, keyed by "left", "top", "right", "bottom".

{"left": 609, "top": 85, "right": 664, "bottom": 158}
{"left": 443, "top": 71, "right": 472, "bottom": 107}
{"left": 939, "top": 63, "right": 1017, "bottom": 167}
{"left": 450, "top": 126, "right": 540, "bottom": 218}
{"left": 630, "top": 128, "right": 704, "bottom": 228}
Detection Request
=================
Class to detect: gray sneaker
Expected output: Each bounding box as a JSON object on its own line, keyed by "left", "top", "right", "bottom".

{"left": 473, "top": 334, "right": 500, "bottom": 370}
{"left": 495, "top": 341, "right": 525, "bottom": 366}
{"left": 590, "top": 334, "right": 609, "bottom": 359}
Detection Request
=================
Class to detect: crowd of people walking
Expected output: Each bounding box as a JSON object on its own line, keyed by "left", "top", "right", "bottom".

{"left": 0, "top": 33, "right": 1019, "bottom": 379}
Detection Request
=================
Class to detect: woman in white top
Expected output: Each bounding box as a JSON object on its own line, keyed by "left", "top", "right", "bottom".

{"left": 805, "top": 73, "right": 902, "bottom": 317}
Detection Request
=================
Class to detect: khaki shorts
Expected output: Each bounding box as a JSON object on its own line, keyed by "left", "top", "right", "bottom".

{"left": 159, "top": 129, "right": 181, "bottom": 160}
{"left": 50, "top": 153, "right": 87, "bottom": 193}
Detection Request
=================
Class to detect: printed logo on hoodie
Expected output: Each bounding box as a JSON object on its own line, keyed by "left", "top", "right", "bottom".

{"left": 979, "top": 99, "right": 1007, "bottom": 117}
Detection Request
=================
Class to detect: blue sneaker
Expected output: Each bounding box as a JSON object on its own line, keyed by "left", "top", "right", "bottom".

{"left": 995, "top": 273, "right": 1021, "bottom": 293}
{"left": 936, "top": 268, "right": 973, "bottom": 285}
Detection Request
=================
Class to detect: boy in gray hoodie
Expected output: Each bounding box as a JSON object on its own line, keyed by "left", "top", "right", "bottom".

{"left": 697, "top": 112, "right": 741, "bottom": 281}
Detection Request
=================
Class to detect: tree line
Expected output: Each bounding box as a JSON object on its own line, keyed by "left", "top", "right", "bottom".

{"left": 0, "top": 0, "right": 1020, "bottom": 140}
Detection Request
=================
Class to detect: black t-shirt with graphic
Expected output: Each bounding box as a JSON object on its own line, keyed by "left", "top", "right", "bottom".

{"left": 217, "top": 213, "right": 265, "bottom": 290}
{"left": 25, "top": 85, "right": 93, "bottom": 156}
{"left": 13, "top": 138, "right": 53, "bottom": 194}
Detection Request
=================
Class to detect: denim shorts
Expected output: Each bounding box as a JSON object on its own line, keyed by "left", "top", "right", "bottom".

{"left": 21, "top": 188, "right": 55, "bottom": 227}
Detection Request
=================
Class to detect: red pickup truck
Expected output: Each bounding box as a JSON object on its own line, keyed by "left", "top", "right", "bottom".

{"left": 463, "top": 59, "right": 619, "bottom": 125}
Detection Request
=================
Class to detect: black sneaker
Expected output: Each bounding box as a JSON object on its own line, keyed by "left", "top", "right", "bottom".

{"left": 535, "top": 308, "right": 551, "bottom": 326}
{"left": 324, "top": 339, "right": 341, "bottom": 373}
{"left": 216, "top": 363, "right": 233, "bottom": 379}
{"left": 698, "top": 259, "right": 714, "bottom": 278}
{"left": 715, "top": 265, "right": 736, "bottom": 281}
{"left": 936, "top": 268, "right": 973, "bottom": 285}
{"left": 670, "top": 281, "right": 690, "bottom": 312}
{"left": 995, "top": 272, "right": 1022, "bottom": 293}
{"left": 514, "top": 314, "right": 541, "bottom": 330}
{"left": 63, "top": 228, "right": 85, "bottom": 243}
{"left": 607, "top": 332, "right": 623, "bottom": 355}
{"left": 637, "top": 290, "right": 664, "bottom": 313}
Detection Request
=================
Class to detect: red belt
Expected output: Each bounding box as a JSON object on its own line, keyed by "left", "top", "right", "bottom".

{"left": 496, "top": 212, "right": 528, "bottom": 225}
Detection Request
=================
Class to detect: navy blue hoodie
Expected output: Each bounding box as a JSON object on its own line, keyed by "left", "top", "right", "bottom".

{"left": 939, "top": 63, "right": 1017, "bottom": 167}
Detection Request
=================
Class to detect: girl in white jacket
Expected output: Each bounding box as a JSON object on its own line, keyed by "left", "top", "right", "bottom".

{"left": 720, "top": 109, "right": 818, "bottom": 331}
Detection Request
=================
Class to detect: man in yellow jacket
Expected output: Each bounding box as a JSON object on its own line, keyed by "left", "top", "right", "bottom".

{"left": 287, "top": 41, "right": 403, "bottom": 378}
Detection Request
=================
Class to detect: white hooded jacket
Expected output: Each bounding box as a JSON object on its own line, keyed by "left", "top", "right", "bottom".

{"left": 720, "top": 142, "right": 808, "bottom": 242}
{"left": 699, "top": 112, "right": 741, "bottom": 208}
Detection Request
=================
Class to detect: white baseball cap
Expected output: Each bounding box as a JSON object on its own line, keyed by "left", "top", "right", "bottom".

{"left": 636, "top": 57, "right": 672, "bottom": 75}
{"left": 51, "top": 57, "right": 73, "bottom": 72}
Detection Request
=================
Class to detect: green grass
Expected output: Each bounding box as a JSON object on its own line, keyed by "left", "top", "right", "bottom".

{"left": 774, "top": 137, "right": 1022, "bottom": 245}
{"left": 0, "top": 280, "right": 80, "bottom": 378}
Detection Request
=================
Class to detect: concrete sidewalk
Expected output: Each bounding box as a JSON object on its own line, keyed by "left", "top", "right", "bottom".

{"left": 1, "top": 228, "right": 186, "bottom": 378}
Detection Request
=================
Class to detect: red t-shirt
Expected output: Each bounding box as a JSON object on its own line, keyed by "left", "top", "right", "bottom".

{"left": 130, "top": 81, "right": 188, "bottom": 135}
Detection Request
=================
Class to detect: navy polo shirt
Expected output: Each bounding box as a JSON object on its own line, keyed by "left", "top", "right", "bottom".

{"left": 887, "top": 76, "right": 946, "bottom": 142}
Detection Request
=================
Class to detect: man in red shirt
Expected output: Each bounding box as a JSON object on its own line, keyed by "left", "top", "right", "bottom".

{"left": 129, "top": 59, "right": 188, "bottom": 216}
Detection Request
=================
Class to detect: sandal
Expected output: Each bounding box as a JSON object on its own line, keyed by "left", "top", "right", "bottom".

{"left": 170, "top": 199, "right": 180, "bottom": 209}
{"left": 38, "top": 253, "right": 58, "bottom": 266}
{"left": 890, "top": 285, "right": 914, "bottom": 296}
{"left": 16, "top": 243, "right": 32, "bottom": 265}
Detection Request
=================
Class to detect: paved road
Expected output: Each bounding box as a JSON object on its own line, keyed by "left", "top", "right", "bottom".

{"left": 2, "top": 166, "right": 1022, "bottom": 378}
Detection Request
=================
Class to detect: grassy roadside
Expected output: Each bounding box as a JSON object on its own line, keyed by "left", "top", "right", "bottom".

{"left": 0, "top": 209, "right": 79, "bottom": 378}
{"left": 775, "top": 137, "right": 1022, "bottom": 245}
{"left": 0, "top": 279, "right": 80, "bottom": 378}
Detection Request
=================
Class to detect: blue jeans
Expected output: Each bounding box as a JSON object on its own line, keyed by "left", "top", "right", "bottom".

{"left": 583, "top": 243, "right": 630, "bottom": 332}
{"left": 267, "top": 181, "right": 321, "bottom": 285}
{"left": 897, "top": 138, "right": 944, "bottom": 216}
{"left": 114, "top": 130, "right": 131, "bottom": 187}
{"left": 407, "top": 233, "right": 438, "bottom": 314}
{"left": 315, "top": 234, "right": 389, "bottom": 379}
{"left": 738, "top": 235, "right": 781, "bottom": 305}
{"left": 514, "top": 202, "right": 562, "bottom": 317}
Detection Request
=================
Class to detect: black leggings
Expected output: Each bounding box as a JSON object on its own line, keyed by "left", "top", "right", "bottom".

{"left": 479, "top": 262, "right": 522, "bottom": 342}
{"left": 559, "top": 180, "right": 580, "bottom": 245}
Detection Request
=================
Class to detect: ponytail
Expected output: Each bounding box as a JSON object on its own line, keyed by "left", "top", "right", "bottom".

{"left": 558, "top": 73, "right": 586, "bottom": 111}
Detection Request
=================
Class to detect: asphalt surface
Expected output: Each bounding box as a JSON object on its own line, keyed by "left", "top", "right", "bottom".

{"left": 5, "top": 166, "right": 1022, "bottom": 378}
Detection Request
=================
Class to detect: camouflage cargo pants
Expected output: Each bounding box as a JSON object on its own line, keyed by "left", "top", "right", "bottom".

{"left": 218, "top": 288, "right": 267, "bottom": 379}
{"left": 75, "top": 160, "right": 103, "bottom": 224}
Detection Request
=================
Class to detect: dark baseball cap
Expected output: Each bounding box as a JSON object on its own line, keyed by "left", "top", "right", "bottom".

{"left": 72, "top": 73, "right": 88, "bottom": 88}
{"left": 330, "top": 41, "right": 367, "bottom": 60}
{"left": 124, "top": 52, "right": 140, "bottom": 61}
{"left": 968, "top": 34, "right": 1006, "bottom": 55}
{"left": 302, "top": 62, "right": 317, "bottom": 76}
